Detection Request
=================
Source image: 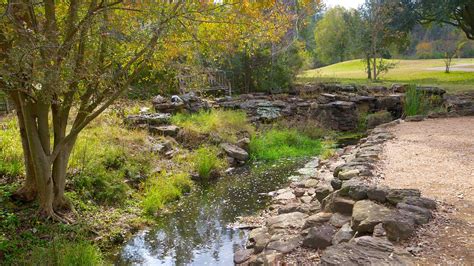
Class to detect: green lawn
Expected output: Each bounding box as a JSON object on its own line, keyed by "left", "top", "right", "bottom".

{"left": 298, "top": 59, "right": 474, "bottom": 93}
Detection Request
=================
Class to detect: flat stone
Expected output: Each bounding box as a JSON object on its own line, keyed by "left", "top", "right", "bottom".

{"left": 338, "top": 169, "right": 360, "bottom": 180}
{"left": 255, "top": 250, "right": 282, "bottom": 265}
{"left": 401, "top": 196, "right": 436, "bottom": 210}
{"left": 148, "top": 125, "right": 179, "bottom": 137}
{"left": 277, "top": 203, "right": 310, "bottom": 215}
{"left": 321, "top": 236, "right": 413, "bottom": 265}
{"left": 324, "top": 195, "right": 355, "bottom": 215}
{"left": 405, "top": 115, "right": 425, "bottom": 122}
{"left": 275, "top": 191, "right": 296, "bottom": 201}
{"left": 234, "top": 248, "right": 254, "bottom": 264}
{"left": 220, "top": 143, "right": 249, "bottom": 161}
{"left": 332, "top": 223, "right": 354, "bottom": 245}
{"left": 297, "top": 167, "right": 318, "bottom": 177}
{"left": 302, "top": 224, "right": 337, "bottom": 249}
{"left": 303, "top": 212, "right": 333, "bottom": 229}
{"left": 397, "top": 203, "right": 432, "bottom": 225}
{"left": 329, "top": 213, "right": 351, "bottom": 228}
{"left": 367, "top": 186, "right": 389, "bottom": 203}
{"left": 266, "top": 236, "right": 301, "bottom": 254}
{"left": 300, "top": 195, "right": 313, "bottom": 204}
{"left": 304, "top": 179, "right": 319, "bottom": 188}
{"left": 352, "top": 200, "right": 393, "bottom": 234}
{"left": 386, "top": 189, "right": 421, "bottom": 205}
{"left": 267, "top": 212, "right": 308, "bottom": 229}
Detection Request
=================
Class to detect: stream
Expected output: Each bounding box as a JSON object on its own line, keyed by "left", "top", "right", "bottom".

{"left": 116, "top": 158, "right": 313, "bottom": 265}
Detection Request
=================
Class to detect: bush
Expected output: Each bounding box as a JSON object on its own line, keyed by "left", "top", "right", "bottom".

{"left": 0, "top": 118, "right": 24, "bottom": 177}
{"left": 142, "top": 172, "right": 193, "bottom": 215}
{"left": 171, "top": 109, "right": 254, "bottom": 143}
{"left": 249, "top": 129, "right": 323, "bottom": 161}
{"left": 366, "top": 111, "right": 393, "bottom": 129}
{"left": 191, "top": 146, "right": 227, "bottom": 179}
{"left": 29, "top": 241, "right": 103, "bottom": 266}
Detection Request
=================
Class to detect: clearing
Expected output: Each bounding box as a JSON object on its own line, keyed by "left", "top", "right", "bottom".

{"left": 298, "top": 59, "right": 474, "bottom": 93}
{"left": 379, "top": 117, "right": 474, "bottom": 264}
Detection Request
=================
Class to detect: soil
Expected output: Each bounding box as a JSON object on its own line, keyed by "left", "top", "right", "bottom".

{"left": 379, "top": 117, "right": 474, "bottom": 264}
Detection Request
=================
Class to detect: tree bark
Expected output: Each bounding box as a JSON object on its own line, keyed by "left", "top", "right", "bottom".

{"left": 366, "top": 56, "right": 372, "bottom": 79}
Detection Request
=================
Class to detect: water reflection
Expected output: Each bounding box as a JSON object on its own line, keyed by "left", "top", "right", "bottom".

{"left": 118, "top": 159, "right": 305, "bottom": 265}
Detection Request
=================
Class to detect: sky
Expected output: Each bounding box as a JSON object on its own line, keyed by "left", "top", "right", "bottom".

{"left": 324, "top": 0, "right": 365, "bottom": 9}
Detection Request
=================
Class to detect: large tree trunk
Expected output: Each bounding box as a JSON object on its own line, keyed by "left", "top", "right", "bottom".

{"left": 366, "top": 56, "right": 372, "bottom": 80}
{"left": 373, "top": 56, "right": 377, "bottom": 80}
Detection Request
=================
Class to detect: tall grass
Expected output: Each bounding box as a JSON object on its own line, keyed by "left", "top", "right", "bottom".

{"left": 249, "top": 129, "right": 323, "bottom": 161}
{"left": 142, "top": 172, "right": 193, "bottom": 215}
{"left": 29, "top": 241, "right": 104, "bottom": 266}
{"left": 0, "top": 117, "right": 24, "bottom": 177}
{"left": 403, "top": 85, "right": 428, "bottom": 116}
{"left": 191, "top": 146, "right": 227, "bottom": 179}
{"left": 171, "top": 110, "right": 254, "bottom": 143}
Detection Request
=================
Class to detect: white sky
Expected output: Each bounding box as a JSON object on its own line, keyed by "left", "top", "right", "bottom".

{"left": 324, "top": 0, "right": 365, "bottom": 9}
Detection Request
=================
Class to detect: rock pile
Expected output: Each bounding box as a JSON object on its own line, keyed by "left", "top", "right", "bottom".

{"left": 234, "top": 122, "right": 437, "bottom": 265}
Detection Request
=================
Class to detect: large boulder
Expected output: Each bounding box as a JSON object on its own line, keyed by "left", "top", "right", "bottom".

{"left": 386, "top": 189, "right": 421, "bottom": 205}
{"left": 332, "top": 223, "right": 354, "bottom": 245}
{"left": 382, "top": 211, "right": 416, "bottom": 242}
{"left": 267, "top": 212, "right": 308, "bottom": 230}
{"left": 313, "top": 101, "right": 358, "bottom": 131}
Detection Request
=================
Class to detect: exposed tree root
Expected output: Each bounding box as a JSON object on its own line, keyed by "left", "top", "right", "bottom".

{"left": 11, "top": 185, "right": 37, "bottom": 202}
{"left": 40, "top": 208, "right": 75, "bottom": 224}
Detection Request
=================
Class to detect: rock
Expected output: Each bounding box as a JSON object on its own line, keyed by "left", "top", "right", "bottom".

{"left": 401, "top": 196, "right": 436, "bottom": 210}
{"left": 300, "top": 195, "right": 313, "bottom": 204}
{"left": 255, "top": 250, "right": 282, "bottom": 265}
{"left": 247, "top": 228, "right": 270, "bottom": 253}
{"left": 277, "top": 203, "right": 310, "bottom": 215}
{"left": 372, "top": 223, "right": 386, "bottom": 237}
{"left": 397, "top": 203, "right": 432, "bottom": 225}
{"left": 304, "top": 179, "right": 319, "bottom": 188}
{"left": 383, "top": 211, "right": 416, "bottom": 241}
{"left": 321, "top": 236, "right": 413, "bottom": 265}
{"left": 293, "top": 188, "right": 306, "bottom": 197}
{"left": 324, "top": 195, "right": 355, "bottom": 215}
{"left": 338, "top": 169, "right": 360, "bottom": 180}
{"left": 302, "top": 224, "right": 337, "bottom": 249}
{"left": 148, "top": 125, "right": 179, "bottom": 137}
{"left": 220, "top": 143, "right": 249, "bottom": 161}
{"left": 330, "top": 178, "right": 342, "bottom": 190}
{"left": 267, "top": 212, "right": 308, "bottom": 230}
{"left": 329, "top": 213, "right": 351, "bottom": 228}
{"left": 298, "top": 167, "right": 318, "bottom": 177}
{"left": 274, "top": 191, "right": 296, "bottom": 201}
{"left": 310, "top": 200, "right": 322, "bottom": 213}
{"left": 124, "top": 113, "right": 171, "bottom": 127}
{"left": 314, "top": 101, "right": 358, "bottom": 131}
{"left": 266, "top": 236, "right": 301, "bottom": 254}
{"left": 234, "top": 249, "right": 254, "bottom": 264}
{"left": 332, "top": 223, "right": 354, "bottom": 245}
{"left": 237, "top": 138, "right": 250, "bottom": 151}
{"left": 303, "top": 212, "right": 333, "bottom": 229}
{"left": 340, "top": 179, "right": 369, "bottom": 200}
{"left": 417, "top": 86, "right": 446, "bottom": 96}
{"left": 351, "top": 200, "right": 393, "bottom": 234}
{"left": 386, "top": 189, "right": 421, "bottom": 205}
{"left": 367, "top": 111, "right": 393, "bottom": 129}
{"left": 367, "top": 186, "right": 389, "bottom": 203}
{"left": 314, "top": 184, "right": 334, "bottom": 202}
{"left": 405, "top": 115, "right": 425, "bottom": 122}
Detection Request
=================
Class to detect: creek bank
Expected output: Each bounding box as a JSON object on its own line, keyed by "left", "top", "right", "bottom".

{"left": 233, "top": 121, "right": 438, "bottom": 265}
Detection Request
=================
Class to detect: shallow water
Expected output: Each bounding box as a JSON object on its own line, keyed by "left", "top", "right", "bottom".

{"left": 117, "top": 159, "right": 308, "bottom": 265}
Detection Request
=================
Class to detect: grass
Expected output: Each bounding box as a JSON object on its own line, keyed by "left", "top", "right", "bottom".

{"left": 191, "top": 146, "right": 227, "bottom": 180}
{"left": 29, "top": 240, "right": 103, "bottom": 266}
{"left": 142, "top": 172, "right": 193, "bottom": 215}
{"left": 249, "top": 129, "right": 324, "bottom": 161}
{"left": 0, "top": 117, "right": 24, "bottom": 177}
{"left": 298, "top": 58, "right": 474, "bottom": 93}
{"left": 171, "top": 109, "right": 254, "bottom": 143}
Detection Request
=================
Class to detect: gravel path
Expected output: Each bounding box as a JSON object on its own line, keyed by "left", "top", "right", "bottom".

{"left": 379, "top": 117, "right": 474, "bottom": 264}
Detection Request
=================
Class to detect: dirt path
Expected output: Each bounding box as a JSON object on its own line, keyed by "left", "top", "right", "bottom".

{"left": 379, "top": 117, "right": 474, "bottom": 264}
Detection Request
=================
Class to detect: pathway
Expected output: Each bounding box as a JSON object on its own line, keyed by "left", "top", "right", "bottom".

{"left": 379, "top": 117, "right": 474, "bottom": 264}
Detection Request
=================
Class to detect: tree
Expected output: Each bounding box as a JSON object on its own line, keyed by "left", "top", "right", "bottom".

{"left": 0, "top": 1, "right": 308, "bottom": 221}
{"left": 359, "top": 0, "right": 411, "bottom": 80}
{"left": 314, "top": 7, "right": 357, "bottom": 65}
{"left": 413, "top": 0, "right": 474, "bottom": 40}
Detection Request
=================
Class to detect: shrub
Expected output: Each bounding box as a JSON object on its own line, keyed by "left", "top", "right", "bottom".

{"left": 366, "top": 111, "right": 393, "bottom": 129}
{"left": 142, "top": 172, "right": 193, "bottom": 215}
{"left": 191, "top": 146, "right": 227, "bottom": 179}
{"left": 171, "top": 110, "right": 254, "bottom": 143}
{"left": 249, "top": 129, "right": 323, "bottom": 161}
{"left": 29, "top": 241, "right": 103, "bottom": 266}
